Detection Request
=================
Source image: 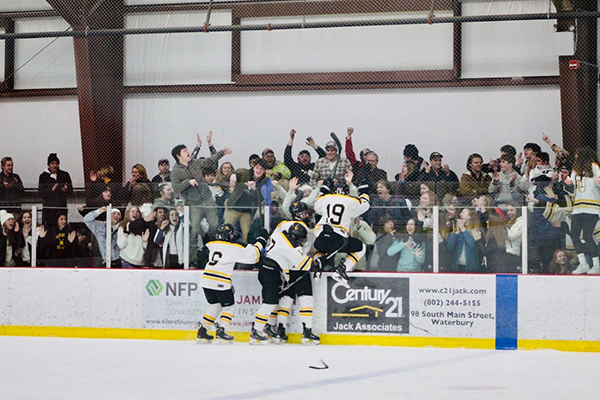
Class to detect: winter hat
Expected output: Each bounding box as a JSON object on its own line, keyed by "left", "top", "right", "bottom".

{"left": 47, "top": 153, "right": 60, "bottom": 165}
{"left": 403, "top": 144, "right": 419, "bottom": 159}
{"left": 0, "top": 210, "right": 15, "bottom": 226}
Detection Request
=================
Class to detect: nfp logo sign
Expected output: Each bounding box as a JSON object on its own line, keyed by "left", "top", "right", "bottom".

{"left": 146, "top": 280, "right": 164, "bottom": 296}
{"left": 327, "top": 276, "right": 410, "bottom": 334}
{"left": 145, "top": 279, "right": 199, "bottom": 297}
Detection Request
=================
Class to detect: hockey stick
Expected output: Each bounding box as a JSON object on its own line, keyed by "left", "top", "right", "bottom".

{"left": 330, "top": 132, "right": 343, "bottom": 180}
{"left": 309, "top": 359, "right": 329, "bottom": 370}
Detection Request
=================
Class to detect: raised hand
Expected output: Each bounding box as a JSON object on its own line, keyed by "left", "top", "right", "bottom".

{"left": 223, "top": 146, "right": 232, "bottom": 155}
{"left": 344, "top": 170, "right": 353, "bottom": 184}
{"left": 196, "top": 133, "right": 202, "bottom": 147}
{"left": 68, "top": 230, "right": 77, "bottom": 243}
{"left": 290, "top": 129, "right": 296, "bottom": 140}
{"left": 142, "top": 229, "right": 150, "bottom": 243}
{"left": 346, "top": 127, "right": 354, "bottom": 138}
{"left": 306, "top": 136, "right": 317, "bottom": 148}
{"left": 288, "top": 176, "right": 299, "bottom": 191}
{"left": 207, "top": 130, "right": 213, "bottom": 145}
{"left": 38, "top": 225, "right": 47, "bottom": 238}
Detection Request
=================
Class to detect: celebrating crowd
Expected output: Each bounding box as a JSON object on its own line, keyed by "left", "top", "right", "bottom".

{"left": 1, "top": 128, "right": 598, "bottom": 276}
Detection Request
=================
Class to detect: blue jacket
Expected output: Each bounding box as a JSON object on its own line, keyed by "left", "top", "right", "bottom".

{"left": 387, "top": 236, "right": 426, "bottom": 272}
{"left": 446, "top": 230, "right": 483, "bottom": 272}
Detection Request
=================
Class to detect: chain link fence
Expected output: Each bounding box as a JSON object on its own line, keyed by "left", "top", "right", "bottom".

{"left": 0, "top": 0, "right": 597, "bottom": 274}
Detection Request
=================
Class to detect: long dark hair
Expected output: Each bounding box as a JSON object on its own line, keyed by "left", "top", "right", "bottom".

{"left": 572, "top": 147, "right": 598, "bottom": 178}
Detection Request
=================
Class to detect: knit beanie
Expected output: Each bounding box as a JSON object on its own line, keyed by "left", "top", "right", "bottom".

{"left": 47, "top": 153, "right": 60, "bottom": 165}
{"left": 0, "top": 210, "right": 15, "bottom": 226}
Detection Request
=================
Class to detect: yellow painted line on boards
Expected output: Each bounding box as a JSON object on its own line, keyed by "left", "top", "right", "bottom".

{"left": 518, "top": 339, "right": 600, "bottom": 353}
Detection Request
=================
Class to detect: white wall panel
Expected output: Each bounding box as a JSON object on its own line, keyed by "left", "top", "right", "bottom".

{"left": 241, "top": 13, "right": 454, "bottom": 74}
{"left": 462, "top": 1, "right": 559, "bottom": 78}
{"left": 124, "top": 86, "right": 561, "bottom": 180}
{"left": 125, "top": 11, "right": 232, "bottom": 85}
{"left": 14, "top": 18, "right": 77, "bottom": 89}
{"left": 0, "top": 97, "right": 83, "bottom": 187}
{"left": 0, "top": 0, "right": 52, "bottom": 11}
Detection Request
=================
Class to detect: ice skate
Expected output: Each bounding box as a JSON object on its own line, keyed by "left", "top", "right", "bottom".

{"left": 587, "top": 265, "right": 600, "bottom": 274}
{"left": 272, "top": 323, "right": 288, "bottom": 344}
{"left": 196, "top": 326, "right": 213, "bottom": 344}
{"left": 301, "top": 323, "right": 320, "bottom": 345}
{"left": 249, "top": 323, "right": 269, "bottom": 345}
{"left": 572, "top": 262, "right": 590, "bottom": 274}
{"left": 264, "top": 324, "right": 278, "bottom": 339}
{"left": 214, "top": 323, "right": 234, "bottom": 344}
{"left": 334, "top": 262, "right": 349, "bottom": 282}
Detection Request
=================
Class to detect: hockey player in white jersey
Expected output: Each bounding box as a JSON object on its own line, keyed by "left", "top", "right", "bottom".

{"left": 196, "top": 223, "right": 266, "bottom": 344}
{"left": 250, "top": 223, "right": 319, "bottom": 345}
{"left": 313, "top": 177, "right": 370, "bottom": 280}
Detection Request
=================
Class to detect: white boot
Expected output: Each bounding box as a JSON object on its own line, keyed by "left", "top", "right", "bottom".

{"left": 573, "top": 254, "right": 590, "bottom": 275}
{"left": 587, "top": 258, "right": 600, "bottom": 274}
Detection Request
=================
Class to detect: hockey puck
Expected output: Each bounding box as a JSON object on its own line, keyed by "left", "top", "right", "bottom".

{"left": 309, "top": 359, "right": 329, "bottom": 370}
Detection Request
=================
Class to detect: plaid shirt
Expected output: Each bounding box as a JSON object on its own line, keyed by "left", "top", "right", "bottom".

{"left": 309, "top": 157, "right": 352, "bottom": 187}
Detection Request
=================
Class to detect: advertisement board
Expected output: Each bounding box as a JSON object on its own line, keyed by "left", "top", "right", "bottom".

{"left": 326, "top": 274, "right": 497, "bottom": 338}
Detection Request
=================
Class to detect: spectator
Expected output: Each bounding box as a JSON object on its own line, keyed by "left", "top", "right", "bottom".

{"left": 83, "top": 206, "right": 121, "bottom": 268}
{"left": 565, "top": 147, "right": 600, "bottom": 274}
{"left": 171, "top": 142, "right": 231, "bottom": 267}
{"left": 354, "top": 151, "right": 388, "bottom": 195}
{"left": 16, "top": 210, "right": 33, "bottom": 266}
{"left": 117, "top": 205, "right": 149, "bottom": 268}
{"left": 248, "top": 200, "right": 284, "bottom": 243}
{"left": 519, "top": 151, "right": 554, "bottom": 195}
{"left": 489, "top": 154, "right": 522, "bottom": 206}
{"left": 144, "top": 207, "right": 168, "bottom": 268}
{"left": 216, "top": 162, "right": 235, "bottom": 187}
{"left": 367, "top": 180, "right": 410, "bottom": 231}
{"left": 504, "top": 202, "right": 523, "bottom": 272}
{"left": 261, "top": 148, "right": 291, "bottom": 180}
{"left": 345, "top": 127, "right": 370, "bottom": 171}
{"left": 368, "top": 216, "right": 400, "bottom": 272}
{"left": 482, "top": 209, "right": 508, "bottom": 273}
{"left": 527, "top": 175, "right": 563, "bottom": 274}
{"left": 460, "top": 153, "right": 491, "bottom": 199}
{"left": 395, "top": 161, "right": 420, "bottom": 199}
{"left": 88, "top": 165, "right": 123, "bottom": 207}
{"left": 152, "top": 183, "right": 175, "bottom": 211}
{"left": 1, "top": 210, "right": 23, "bottom": 266}
{"left": 0, "top": 157, "right": 25, "bottom": 213}
{"left": 439, "top": 193, "right": 460, "bottom": 272}
{"left": 224, "top": 168, "right": 256, "bottom": 243}
{"left": 38, "top": 211, "right": 76, "bottom": 267}
{"left": 284, "top": 129, "right": 325, "bottom": 184}
{"left": 387, "top": 218, "right": 426, "bottom": 272}
{"left": 151, "top": 158, "right": 171, "bottom": 187}
{"left": 542, "top": 133, "right": 573, "bottom": 171}
{"left": 447, "top": 208, "right": 484, "bottom": 272}
{"left": 124, "top": 164, "right": 154, "bottom": 206}
{"left": 420, "top": 152, "right": 459, "bottom": 200}
{"left": 248, "top": 154, "right": 260, "bottom": 169}
{"left": 38, "top": 153, "right": 73, "bottom": 225}
{"left": 154, "top": 208, "right": 185, "bottom": 269}
{"left": 403, "top": 144, "right": 424, "bottom": 173}
{"left": 548, "top": 249, "right": 575, "bottom": 274}
{"left": 483, "top": 144, "right": 517, "bottom": 174}
{"left": 516, "top": 142, "right": 541, "bottom": 176}
{"left": 309, "top": 140, "right": 352, "bottom": 187}
{"left": 72, "top": 228, "right": 93, "bottom": 267}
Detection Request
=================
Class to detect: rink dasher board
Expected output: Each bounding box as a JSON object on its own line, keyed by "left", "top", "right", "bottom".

{"left": 1, "top": 268, "right": 599, "bottom": 352}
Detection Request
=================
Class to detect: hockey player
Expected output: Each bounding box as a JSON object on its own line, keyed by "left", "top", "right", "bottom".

{"left": 313, "top": 177, "right": 370, "bottom": 280}
{"left": 263, "top": 201, "right": 315, "bottom": 342}
{"left": 250, "top": 223, "right": 319, "bottom": 345}
{"left": 196, "top": 223, "right": 266, "bottom": 344}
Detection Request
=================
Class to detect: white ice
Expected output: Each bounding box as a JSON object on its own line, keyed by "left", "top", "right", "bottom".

{"left": 1, "top": 336, "right": 599, "bottom": 400}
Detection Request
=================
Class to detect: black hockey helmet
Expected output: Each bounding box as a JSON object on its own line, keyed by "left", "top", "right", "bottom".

{"left": 215, "top": 223, "right": 240, "bottom": 242}
{"left": 289, "top": 201, "right": 309, "bottom": 222}
{"left": 287, "top": 223, "right": 308, "bottom": 246}
{"left": 334, "top": 181, "right": 350, "bottom": 195}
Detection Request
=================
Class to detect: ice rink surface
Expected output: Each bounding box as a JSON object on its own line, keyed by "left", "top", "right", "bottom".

{"left": 1, "top": 336, "right": 599, "bottom": 400}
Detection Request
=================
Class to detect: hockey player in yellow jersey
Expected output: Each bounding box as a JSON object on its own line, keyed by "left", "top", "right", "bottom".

{"left": 196, "top": 223, "right": 266, "bottom": 344}
{"left": 250, "top": 222, "right": 319, "bottom": 345}
{"left": 313, "top": 177, "right": 370, "bottom": 280}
